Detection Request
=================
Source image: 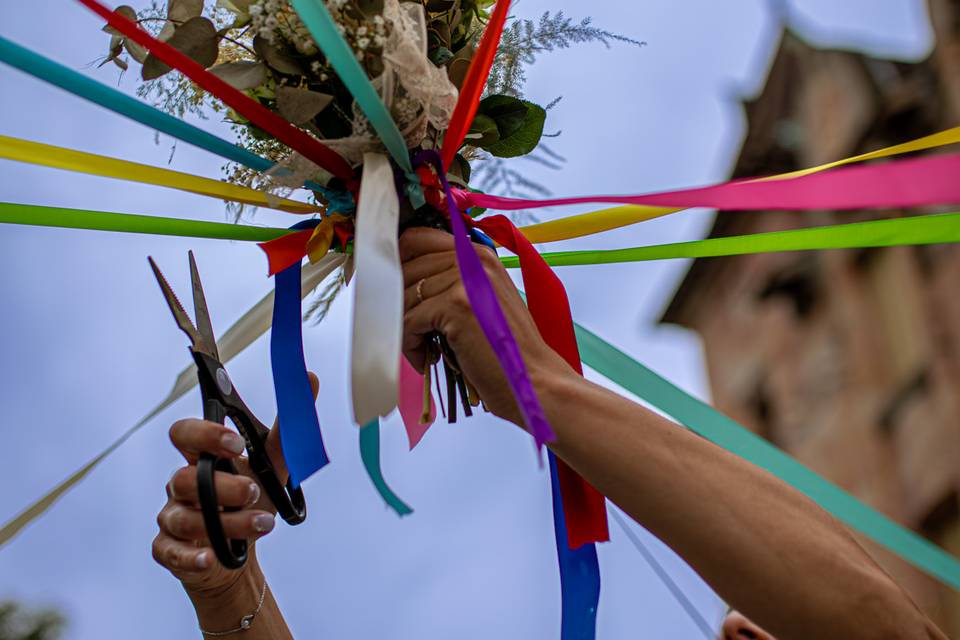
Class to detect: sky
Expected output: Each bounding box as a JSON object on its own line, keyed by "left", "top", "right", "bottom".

{"left": 0, "top": 1, "right": 934, "bottom": 638}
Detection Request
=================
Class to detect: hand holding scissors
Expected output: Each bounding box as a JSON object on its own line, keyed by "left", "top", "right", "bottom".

{"left": 150, "top": 252, "right": 307, "bottom": 570}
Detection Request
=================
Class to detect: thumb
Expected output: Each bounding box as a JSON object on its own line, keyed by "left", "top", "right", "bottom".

{"left": 266, "top": 372, "right": 321, "bottom": 481}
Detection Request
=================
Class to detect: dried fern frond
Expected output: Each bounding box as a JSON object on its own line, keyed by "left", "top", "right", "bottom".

{"left": 488, "top": 11, "right": 646, "bottom": 96}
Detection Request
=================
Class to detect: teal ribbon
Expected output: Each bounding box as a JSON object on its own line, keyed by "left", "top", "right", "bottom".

{"left": 0, "top": 35, "right": 355, "bottom": 213}
{"left": 360, "top": 419, "right": 413, "bottom": 516}
{"left": 571, "top": 321, "right": 960, "bottom": 590}
{"left": 288, "top": 0, "right": 425, "bottom": 205}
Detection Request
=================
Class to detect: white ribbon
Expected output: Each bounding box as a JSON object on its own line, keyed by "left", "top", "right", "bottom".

{"left": 350, "top": 152, "right": 403, "bottom": 426}
{"left": 0, "top": 253, "right": 345, "bottom": 549}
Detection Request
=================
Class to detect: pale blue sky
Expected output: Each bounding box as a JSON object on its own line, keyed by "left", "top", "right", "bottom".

{"left": 0, "top": 1, "right": 932, "bottom": 638}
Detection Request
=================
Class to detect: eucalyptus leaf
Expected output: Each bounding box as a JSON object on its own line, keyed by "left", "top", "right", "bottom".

{"left": 142, "top": 16, "right": 220, "bottom": 81}
{"left": 429, "top": 20, "right": 451, "bottom": 47}
{"left": 158, "top": 21, "right": 177, "bottom": 42}
{"left": 446, "top": 44, "right": 474, "bottom": 89}
{"left": 101, "top": 5, "right": 137, "bottom": 36}
{"left": 276, "top": 86, "right": 334, "bottom": 124}
{"left": 253, "top": 35, "right": 307, "bottom": 76}
{"left": 208, "top": 61, "right": 267, "bottom": 90}
{"left": 167, "top": 0, "right": 204, "bottom": 22}
{"left": 448, "top": 153, "right": 472, "bottom": 185}
{"left": 124, "top": 39, "right": 149, "bottom": 64}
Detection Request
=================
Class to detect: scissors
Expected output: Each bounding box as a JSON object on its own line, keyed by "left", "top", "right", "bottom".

{"left": 149, "top": 251, "right": 306, "bottom": 569}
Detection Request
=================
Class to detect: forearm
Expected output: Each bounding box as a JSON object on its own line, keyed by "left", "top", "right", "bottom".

{"left": 540, "top": 370, "right": 938, "bottom": 639}
{"left": 187, "top": 560, "right": 292, "bottom": 640}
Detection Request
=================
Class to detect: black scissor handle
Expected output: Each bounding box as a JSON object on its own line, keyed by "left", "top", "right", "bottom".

{"left": 229, "top": 408, "right": 307, "bottom": 526}
{"left": 197, "top": 453, "right": 248, "bottom": 569}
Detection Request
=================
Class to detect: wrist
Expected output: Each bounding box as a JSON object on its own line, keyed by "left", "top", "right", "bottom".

{"left": 187, "top": 561, "right": 265, "bottom": 631}
{"left": 533, "top": 359, "right": 589, "bottom": 440}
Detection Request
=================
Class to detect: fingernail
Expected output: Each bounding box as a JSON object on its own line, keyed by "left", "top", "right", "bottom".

{"left": 246, "top": 482, "right": 261, "bottom": 506}
{"left": 195, "top": 550, "right": 211, "bottom": 570}
{"left": 252, "top": 514, "right": 275, "bottom": 533}
{"left": 220, "top": 432, "right": 245, "bottom": 455}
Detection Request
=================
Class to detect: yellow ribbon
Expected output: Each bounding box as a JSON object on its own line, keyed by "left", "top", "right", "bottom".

{"left": 0, "top": 135, "right": 320, "bottom": 214}
{"left": 517, "top": 205, "right": 679, "bottom": 245}
{"left": 515, "top": 125, "right": 960, "bottom": 244}
{"left": 305, "top": 213, "right": 348, "bottom": 262}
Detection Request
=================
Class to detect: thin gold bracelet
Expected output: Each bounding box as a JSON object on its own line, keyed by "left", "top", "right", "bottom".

{"left": 199, "top": 579, "right": 268, "bottom": 636}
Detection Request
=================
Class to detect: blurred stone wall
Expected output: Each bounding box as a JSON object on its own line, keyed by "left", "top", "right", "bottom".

{"left": 661, "top": 0, "right": 960, "bottom": 633}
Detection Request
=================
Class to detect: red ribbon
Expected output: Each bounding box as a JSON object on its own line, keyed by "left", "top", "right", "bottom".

{"left": 439, "top": 0, "right": 512, "bottom": 170}
{"left": 475, "top": 214, "right": 609, "bottom": 548}
{"left": 259, "top": 228, "right": 315, "bottom": 276}
{"left": 77, "top": 0, "right": 355, "bottom": 185}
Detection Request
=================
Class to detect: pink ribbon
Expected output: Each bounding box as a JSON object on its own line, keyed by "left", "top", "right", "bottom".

{"left": 453, "top": 152, "right": 960, "bottom": 212}
{"left": 398, "top": 356, "right": 435, "bottom": 450}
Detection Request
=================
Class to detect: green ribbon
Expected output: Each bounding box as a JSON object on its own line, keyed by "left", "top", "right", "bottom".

{"left": 502, "top": 213, "right": 960, "bottom": 268}
{"left": 572, "top": 322, "right": 960, "bottom": 590}
{"left": 3, "top": 199, "right": 958, "bottom": 586}
{"left": 288, "top": 0, "right": 421, "bottom": 195}
{"left": 0, "top": 203, "right": 290, "bottom": 242}
{"left": 9, "top": 205, "right": 959, "bottom": 268}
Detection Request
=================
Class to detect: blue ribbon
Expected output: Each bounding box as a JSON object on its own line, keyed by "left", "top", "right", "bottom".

{"left": 549, "top": 452, "right": 601, "bottom": 640}
{"left": 0, "top": 35, "right": 355, "bottom": 213}
{"left": 360, "top": 419, "right": 413, "bottom": 516}
{"left": 270, "top": 220, "right": 329, "bottom": 487}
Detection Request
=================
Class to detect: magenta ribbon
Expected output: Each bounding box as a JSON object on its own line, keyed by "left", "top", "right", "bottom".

{"left": 413, "top": 150, "right": 555, "bottom": 451}
{"left": 451, "top": 152, "right": 960, "bottom": 212}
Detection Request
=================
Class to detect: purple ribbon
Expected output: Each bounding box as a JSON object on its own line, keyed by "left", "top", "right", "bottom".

{"left": 413, "top": 150, "right": 555, "bottom": 450}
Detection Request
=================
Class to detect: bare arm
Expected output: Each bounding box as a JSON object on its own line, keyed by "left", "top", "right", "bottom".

{"left": 399, "top": 227, "right": 945, "bottom": 640}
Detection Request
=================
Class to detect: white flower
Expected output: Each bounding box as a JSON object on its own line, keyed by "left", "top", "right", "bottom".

{"left": 311, "top": 60, "right": 323, "bottom": 74}
{"left": 357, "top": 37, "right": 370, "bottom": 49}
{"left": 356, "top": 26, "right": 367, "bottom": 36}
{"left": 374, "top": 35, "right": 385, "bottom": 46}
{"left": 372, "top": 15, "right": 384, "bottom": 26}
{"left": 248, "top": 4, "right": 263, "bottom": 16}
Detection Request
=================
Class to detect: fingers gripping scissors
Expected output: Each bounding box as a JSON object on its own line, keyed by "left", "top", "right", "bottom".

{"left": 149, "top": 252, "right": 306, "bottom": 568}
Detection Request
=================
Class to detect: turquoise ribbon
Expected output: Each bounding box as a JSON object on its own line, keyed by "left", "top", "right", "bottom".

{"left": 360, "top": 419, "right": 413, "bottom": 516}
{"left": 0, "top": 35, "right": 355, "bottom": 213}
{"left": 572, "top": 321, "right": 960, "bottom": 590}
{"left": 287, "top": 0, "right": 425, "bottom": 205}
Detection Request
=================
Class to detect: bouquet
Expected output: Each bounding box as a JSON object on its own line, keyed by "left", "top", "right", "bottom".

{"left": 97, "top": 0, "right": 643, "bottom": 423}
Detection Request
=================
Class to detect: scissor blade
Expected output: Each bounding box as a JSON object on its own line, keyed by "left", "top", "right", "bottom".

{"left": 188, "top": 251, "right": 219, "bottom": 360}
{"left": 148, "top": 256, "right": 201, "bottom": 346}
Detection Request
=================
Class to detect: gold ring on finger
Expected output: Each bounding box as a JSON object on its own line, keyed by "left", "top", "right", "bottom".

{"left": 416, "top": 278, "right": 426, "bottom": 304}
